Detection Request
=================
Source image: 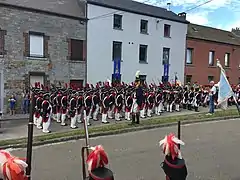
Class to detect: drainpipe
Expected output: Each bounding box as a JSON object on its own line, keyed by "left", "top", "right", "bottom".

{"left": 84, "top": 0, "right": 88, "bottom": 85}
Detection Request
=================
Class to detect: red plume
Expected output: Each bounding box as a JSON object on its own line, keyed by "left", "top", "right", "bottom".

{"left": 35, "top": 82, "right": 38, "bottom": 88}
{"left": 0, "top": 150, "right": 28, "bottom": 180}
{"left": 37, "top": 82, "right": 40, "bottom": 88}
{"left": 65, "top": 83, "right": 68, "bottom": 89}
{"left": 41, "top": 84, "right": 44, "bottom": 90}
{"left": 86, "top": 145, "right": 108, "bottom": 171}
{"left": 159, "top": 133, "right": 185, "bottom": 160}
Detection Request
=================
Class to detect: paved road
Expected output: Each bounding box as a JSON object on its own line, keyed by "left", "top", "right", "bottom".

{"left": 7, "top": 119, "right": 240, "bottom": 180}
{"left": 0, "top": 107, "right": 210, "bottom": 140}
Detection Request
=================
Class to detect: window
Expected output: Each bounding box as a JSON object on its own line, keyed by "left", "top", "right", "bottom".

{"left": 29, "top": 32, "right": 44, "bottom": 57}
{"left": 209, "top": 51, "right": 215, "bottom": 66}
{"left": 69, "top": 39, "right": 84, "bottom": 61}
{"left": 162, "top": 47, "right": 170, "bottom": 65}
{"left": 139, "top": 45, "right": 148, "bottom": 62}
{"left": 112, "top": 41, "right": 122, "bottom": 61}
{"left": 186, "top": 48, "right": 193, "bottom": 64}
{"left": 140, "top": 20, "right": 148, "bottom": 34}
{"left": 208, "top": 76, "right": 214, "bottom": 82}
{"left": 164, "top": 24, "right": 171, "bottom": 37}
{"left": 113, "top": 14, "right": 122, "bottom": 29}
{"left": 185, "top": 75, "right": 192, "bottom": 83}
{"left": 0, "top": 29, "right": 6, "bottom": 55}
{"left": 70, "top": 79, "right": 83, "bottom": 89}
{"left": 224, "top": 53, "right": 230, "bottom": 67}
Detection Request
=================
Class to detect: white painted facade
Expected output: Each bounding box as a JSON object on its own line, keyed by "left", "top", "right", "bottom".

{"left": 87, "top": 4, "right": 188, "bottom": 84}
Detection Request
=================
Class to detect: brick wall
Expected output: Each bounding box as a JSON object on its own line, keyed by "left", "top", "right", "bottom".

{"left": 0, "top": 6, "right": 86, "bottom": 113}
{"left": 185, "top": 38, "right": 240, "bottom": 85}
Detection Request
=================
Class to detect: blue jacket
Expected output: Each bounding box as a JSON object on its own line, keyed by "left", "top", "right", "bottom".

{"left": 136, "top": 86, "right": 143, "bottom": 106}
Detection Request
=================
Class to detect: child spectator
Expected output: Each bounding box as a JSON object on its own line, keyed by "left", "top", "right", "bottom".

{"left": 8, "top": 94, "right": 16, "bottom": 115}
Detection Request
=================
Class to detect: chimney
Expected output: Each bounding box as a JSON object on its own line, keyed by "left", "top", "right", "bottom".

{"left": 178, "top": 12, "right": 186, "bottom": 20}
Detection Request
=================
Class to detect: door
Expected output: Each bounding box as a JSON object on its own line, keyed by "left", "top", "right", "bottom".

{"left": 30, "top": 75, "right": 44, "bottom": 88}
{"left": 70, "top": 79, "right": 83, "bottom": 89}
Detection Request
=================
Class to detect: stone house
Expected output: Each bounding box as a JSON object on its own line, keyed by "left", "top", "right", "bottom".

{"left": 0, "top": 0, "right": 87, "bottom": 112}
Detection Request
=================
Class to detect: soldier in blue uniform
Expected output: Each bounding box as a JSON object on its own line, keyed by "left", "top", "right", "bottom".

{"left": 132, "top": 71, "right": 144, "bottom": 124}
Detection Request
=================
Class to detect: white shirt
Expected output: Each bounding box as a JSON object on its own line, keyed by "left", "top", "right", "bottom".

{"left": 210, "top": 86, "right": 217, "bottom": 95}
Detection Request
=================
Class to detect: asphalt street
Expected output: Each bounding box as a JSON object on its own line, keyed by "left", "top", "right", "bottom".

{"left": 6, "top": 119, "right": 240, "bottom": 180}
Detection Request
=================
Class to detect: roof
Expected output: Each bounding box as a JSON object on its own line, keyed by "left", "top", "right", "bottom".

{"left": 0, "top": 0, "right": 85, "bottom": 19}
{"left": 87, "top": 0, "right": 189, "bottom": 24}
{"left": 187, "top": 23, "right": 240, "bottom": 46}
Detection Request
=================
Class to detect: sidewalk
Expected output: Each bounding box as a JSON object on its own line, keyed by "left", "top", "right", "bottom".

{"left": 0, "top": 114, "right": 29, "bottom": 121}
{"left": 0, "top": 107, "right": 230, "bottom": 141}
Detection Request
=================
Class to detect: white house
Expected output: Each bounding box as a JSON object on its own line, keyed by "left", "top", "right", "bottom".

{"left": 87, "top": 0, "right": 189, "bottom": 85}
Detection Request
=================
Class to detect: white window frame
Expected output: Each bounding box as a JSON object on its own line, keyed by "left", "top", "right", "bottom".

{"left": 224, "top": 53, "right": 230, "bottom": 67}
{"left": 209, "top": 51, "right": 214, "bottom": 66}
{"left": 29, "top": 34, "right": 44, "bottom": 57}
{"left": 186, "top": 48, "right": 193, "bottom": 64}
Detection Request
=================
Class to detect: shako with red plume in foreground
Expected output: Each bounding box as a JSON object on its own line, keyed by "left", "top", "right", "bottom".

{"left": 86, "top": 145, "right": 114, "bottom": 180}
{"left": 0, "top": 150, "right": 28, "bottom": 180}
{"left": 159, "top": 133, "right": 188, "bottom": 180}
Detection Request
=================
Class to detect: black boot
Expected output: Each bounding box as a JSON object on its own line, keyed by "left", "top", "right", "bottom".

{"left": 131, "top": 114, "right": 135, "bottom": 124}
{"left": 136, "top": 113, "right": 140, "bottom": 124}
{"left": 183, "top": 104, "right": 186, "bottom": 109}
{"left": 195, "top": 106, "right": 199, "bottom": 112}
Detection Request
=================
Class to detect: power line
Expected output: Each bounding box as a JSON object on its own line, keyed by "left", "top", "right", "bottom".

{"left": 89, "top": 0, "right": 214, "bottom": 22}
{"left": 89, "top": 0, "right": 160, "bottom": 21}
{"left": 184, "top": 0, "right": 214, "bottom": 12}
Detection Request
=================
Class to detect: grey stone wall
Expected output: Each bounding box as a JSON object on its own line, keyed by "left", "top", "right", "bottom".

{"left": 0, "top": 6, "right": 86, "bottom": 113}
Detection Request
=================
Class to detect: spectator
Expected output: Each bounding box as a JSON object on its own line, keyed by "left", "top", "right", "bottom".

{"left": 8, "top": 94, "right": 16, "bottom": 116}
{"left": 207, "top": 81, "right": 217, "bottom": 115}
{"left": 22, "top": 90, "right": 30, "bottom": 114}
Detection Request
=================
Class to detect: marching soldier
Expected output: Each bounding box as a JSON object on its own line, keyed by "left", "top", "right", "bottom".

{"left": 131, "top": 71, "right": 143, "bottom": 124}
{"left": 56, "top": 91, "right": 62, "bottom": 123}
{"left": 101, "top": 91, "right": 110, "bottom": 124}
{"left": 114, "top": 90, "right": 123, "bottom": 121}
{"left": 61, "top": 91, "right": 68, "bottom": 126}
{"left": 92, "top": 92, "right": 100, "bottom": 121}
{"left": 69, "top": 92, "right": 78, "bottom": 129}
{"left": 188, "top": 87, "right": 195, "bottom": 110}
{"left": 146, "top": 91, "right": 154, "bottom": 117}
{"left": 154, "top": 90, "right": 162, "bottom": 116}
{"left": 76, "top": 92, "right": 84, "bottom": 123}
{"left": 193, "top": 86, "right": 201, "bottom": 112}
{"left": 124, "top": 90, "right": 133, "bottom": 121}
{"left": 41, "top": 93, "right": 52, "bottom": 133}
{"left": 35, "top": 91, "right": 43, "bottom": 129}
{"left": 84, "top": 91, "right": 92, "bottom": 126}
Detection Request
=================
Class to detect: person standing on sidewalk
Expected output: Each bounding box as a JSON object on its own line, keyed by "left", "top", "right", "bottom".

{"left": 8, "top": 94, "right": 16, "bottom": 116}
{"left": 207, "top": 81, "right": 217, "bottom": 115}
{"left": 22, "top": 89, "right": 30, "bottom": 114}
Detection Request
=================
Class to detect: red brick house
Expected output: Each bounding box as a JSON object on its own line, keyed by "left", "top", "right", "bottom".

{"left": 185, "top": 24, "right": 240, "bottom": 85}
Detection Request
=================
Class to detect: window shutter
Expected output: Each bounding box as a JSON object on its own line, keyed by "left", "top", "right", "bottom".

{"left": 44, "top": 35, "right": 50, "bottom": 58}
{"left": 67, "top": 38, "right": 71, "bottom": 60}
{"left": 23, "top": 32, "right": 29, "bottom": 57}
{"left": 83, "top": 40, "right": 86, "bottom": 61}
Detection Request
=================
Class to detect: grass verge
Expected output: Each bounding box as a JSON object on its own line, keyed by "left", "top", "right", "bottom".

{"left": 0, "top": 109, "right": 239, "bottom": 148}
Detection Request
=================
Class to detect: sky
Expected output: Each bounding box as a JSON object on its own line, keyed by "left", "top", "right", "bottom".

{"left": 135, "top": 0, "right": 240, "bottom": 31}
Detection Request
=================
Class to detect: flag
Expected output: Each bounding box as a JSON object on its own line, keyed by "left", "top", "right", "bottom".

{"left": 217, "top": 69, "right": 234, "bottom": 109}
